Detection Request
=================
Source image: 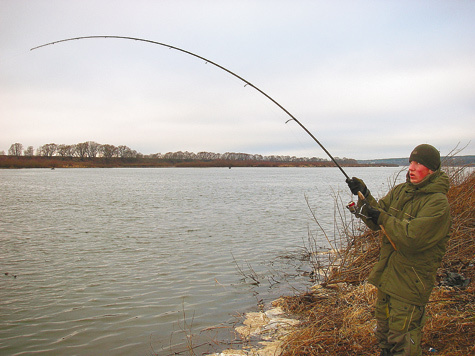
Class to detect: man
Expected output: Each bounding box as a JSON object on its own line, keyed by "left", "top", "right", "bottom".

{"left": 346, "top": 144, "right": 451, "bottom": 356}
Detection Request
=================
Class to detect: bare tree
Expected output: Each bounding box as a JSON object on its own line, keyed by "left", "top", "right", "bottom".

{"left": 117, "top": 145, "right": 137, "bottom": 159}
{"left": 24, "top": 146, "right": 34, "bottom": 157}
{"left": 8, "top": 143, "right": 23, "bottom": 156}
{"left": 149, "top": 153, "right": 163, "bottom": 159}
{"left": 125, "top": 149, "right": 138, "bottom": 159}
{"left": 38, "top": 143, "right": 58, "bottom": 157}
{"left": 100, "top": 144, "right": 117, "bottom": 160}
{"left": 117, "top": 145, "right": 127, "bottom": 158}
{"left": 86, "top": 141, "right": 100, "bottom": 158}
{"left": 75, "top": 142, "right": 89, "bottom": 160}
{"left": 182, "top": 151, "right": 197, "bottom": 160}
{"left": 197, "top": 151, "right": 219, "bottom": 160}
{"left": 57, "top": 144, "right": 75, "bottom": 157}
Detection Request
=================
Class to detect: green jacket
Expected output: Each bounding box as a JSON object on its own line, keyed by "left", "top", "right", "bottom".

{"left": 360, "top": 170, "right": 451, "bottom": 306}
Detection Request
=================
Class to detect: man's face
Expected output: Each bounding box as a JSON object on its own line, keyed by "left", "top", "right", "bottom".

{"left": 409, "top": 161, "right": 433, "bottom": 184}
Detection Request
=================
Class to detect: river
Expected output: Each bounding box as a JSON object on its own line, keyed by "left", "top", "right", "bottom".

{"left": 0, "top": 166, "right": 405, "bottom": 355}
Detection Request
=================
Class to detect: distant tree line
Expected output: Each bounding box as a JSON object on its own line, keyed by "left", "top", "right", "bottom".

{"left": 3, "top": 141, "right": 362, "bottom": 164}
{"left": 152, "top": 150, "right": 357, "bottom": 164}
{"left": 5, "top": 142, "right": 140, "bottom": 160}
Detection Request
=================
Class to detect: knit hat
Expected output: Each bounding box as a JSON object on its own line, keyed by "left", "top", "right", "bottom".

{"left": 409, "top": 144, "right": 440, "bottom": 171}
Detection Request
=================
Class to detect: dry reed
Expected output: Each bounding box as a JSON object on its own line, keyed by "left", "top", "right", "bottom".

{"left": 277, "top": 168, "right": 474, "bottom": 355}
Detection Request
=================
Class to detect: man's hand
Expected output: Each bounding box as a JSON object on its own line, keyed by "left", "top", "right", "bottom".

{"left": 346, "top": 177, "right": 369, "bottom": 197}
{"left": 366, "top": 205, "right": 381, "bottom": 225}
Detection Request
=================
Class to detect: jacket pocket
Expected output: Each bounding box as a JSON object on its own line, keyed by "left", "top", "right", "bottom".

{"left": 411, "top": 267, "right": 426, "bottom": 291}
{"left": 399, "top": 264, "right": 427, "bottom": 301}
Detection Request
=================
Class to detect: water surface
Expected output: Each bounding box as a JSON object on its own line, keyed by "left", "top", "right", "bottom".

{"left": 0, "top": 167, "right": 404, "bottom": 355}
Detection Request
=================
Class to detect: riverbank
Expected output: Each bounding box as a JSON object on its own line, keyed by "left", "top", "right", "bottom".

{"left": 0, "top": 155, "right": 398, "bottom": 169}
{"left": 211, "top": 168, "right": 474, "bottom": 355}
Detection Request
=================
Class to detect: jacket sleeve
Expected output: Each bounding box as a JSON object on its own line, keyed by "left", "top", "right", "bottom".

{"left": 378, "top": 193, "right": 451, "bottom": 253}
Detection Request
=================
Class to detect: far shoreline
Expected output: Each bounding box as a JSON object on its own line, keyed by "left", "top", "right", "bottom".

{"left": 0, "top": 156, "right": 398, "bottom": 169}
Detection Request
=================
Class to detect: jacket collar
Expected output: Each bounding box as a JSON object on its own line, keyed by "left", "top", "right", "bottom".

{"left": 405, "top": 169, "right": 449, "bottom": 194}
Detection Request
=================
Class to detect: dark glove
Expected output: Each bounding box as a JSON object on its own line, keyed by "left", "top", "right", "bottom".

{"left": 366, "top": 205, "right": 381, "bottom": 225}
{"left": 346, "top": 177, "right": 369, "bottom": 197}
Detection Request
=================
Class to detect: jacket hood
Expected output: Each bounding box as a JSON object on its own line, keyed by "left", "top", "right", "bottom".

{"left": 406, "top": 169, "right": 450, "bottom": 194}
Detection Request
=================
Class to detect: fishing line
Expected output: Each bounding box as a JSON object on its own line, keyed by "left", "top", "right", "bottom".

{"left": 31, "top": 35, "right": 350, "bottom": 180}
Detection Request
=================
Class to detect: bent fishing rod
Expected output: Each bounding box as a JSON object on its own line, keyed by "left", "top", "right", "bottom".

{"left": 31, "top": 35, "right": 350, "bottom": 180}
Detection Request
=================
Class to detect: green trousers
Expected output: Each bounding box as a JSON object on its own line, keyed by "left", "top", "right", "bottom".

{"left": 375, "top": 290, "right": 426, "bottom": 356}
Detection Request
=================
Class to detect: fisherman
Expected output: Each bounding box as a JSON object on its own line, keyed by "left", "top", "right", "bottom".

{"left": 346, "top": 144, "right": 451, "bottom": 356}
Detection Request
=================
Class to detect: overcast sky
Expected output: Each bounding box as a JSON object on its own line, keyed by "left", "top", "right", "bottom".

{"left": 1, "top": 0, "right": 474, "bottom": 160}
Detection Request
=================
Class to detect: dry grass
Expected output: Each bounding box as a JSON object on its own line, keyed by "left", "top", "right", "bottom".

{"left": 276, "top": 283, "right": 379, "bottom": 355}
{"left": 277, "top": 169, "right": 474, "bottom": 355}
